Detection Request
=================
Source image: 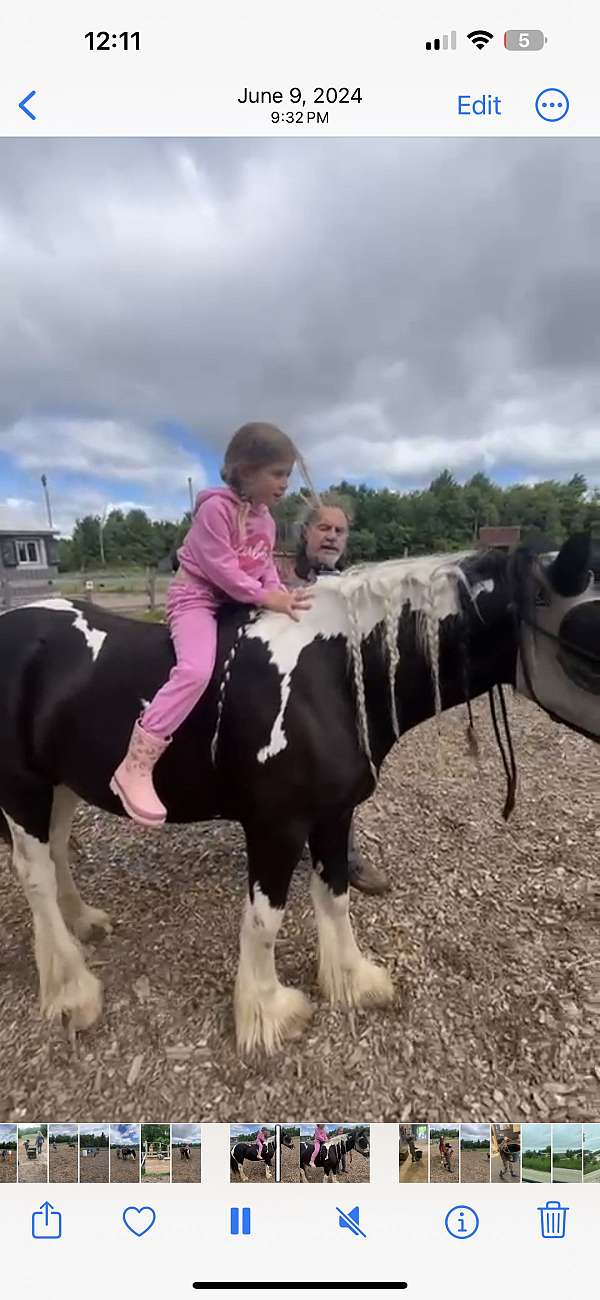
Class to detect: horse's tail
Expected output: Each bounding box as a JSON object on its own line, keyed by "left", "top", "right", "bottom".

{"left": 230, "top": 1150, "right": 239, "bottom": 1175}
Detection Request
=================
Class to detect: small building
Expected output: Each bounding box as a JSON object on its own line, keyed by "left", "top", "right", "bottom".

{"left": 0, "top": 509, "right": 60, "bottom": 610}
{"left": 477, "top": 525, "right": 522, "bottom": 553}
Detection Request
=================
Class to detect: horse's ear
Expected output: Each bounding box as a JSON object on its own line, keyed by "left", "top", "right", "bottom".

{"left": 549, "top": 533, "right": 592, "bottom": 597}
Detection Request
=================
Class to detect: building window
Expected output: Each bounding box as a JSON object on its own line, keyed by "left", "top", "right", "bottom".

{"left": 16, "top": 539, "right": 44, "bottom": 566}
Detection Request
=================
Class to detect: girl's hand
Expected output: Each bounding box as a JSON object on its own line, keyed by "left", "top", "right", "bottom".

{"left": 260, "top": 588, "right": 314, "bottom": 622}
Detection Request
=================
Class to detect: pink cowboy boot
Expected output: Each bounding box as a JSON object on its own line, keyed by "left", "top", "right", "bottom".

{"left": 110, "top": 720, "right": 171, "bottom": 826}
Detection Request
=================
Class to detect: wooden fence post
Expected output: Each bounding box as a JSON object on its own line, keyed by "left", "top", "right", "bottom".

{"left": 146, "top": 566, "right": 157, "bottom": 612}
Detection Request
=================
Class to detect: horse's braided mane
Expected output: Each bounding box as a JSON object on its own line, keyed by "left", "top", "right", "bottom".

{"left": 335, "top": 552, "right": 476, "bottom": 775}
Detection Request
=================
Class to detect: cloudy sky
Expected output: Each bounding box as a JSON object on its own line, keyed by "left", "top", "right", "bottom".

{"left": 522, "top": 1124, "right": 551, "bottom": 1151}
{"left": 553, "top": 1124, "right": 582, "bottom": 1154}
{"left": 1, "top": 138, "right": 600, "bottom": 535}
{"left": 584, "top": 1124, "right": 600, "bottom": 1155}
{"left": 461, "top": 1123, "right": 489, "bottom": 1140}
{"left": 172, "top": 1124, "right": 201, "bottom": 1144}
{"left": 110, "top": 1123, "right": 140, "bottom": 1146}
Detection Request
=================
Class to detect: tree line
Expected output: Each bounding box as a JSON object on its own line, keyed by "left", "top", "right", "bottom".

{"left": 58, "top": 471, "right": 600, "bottom": 571}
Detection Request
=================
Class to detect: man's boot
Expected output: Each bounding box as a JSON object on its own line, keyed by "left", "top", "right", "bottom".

{"left": 347, "top": 820, "right": 389, "bottom": 895}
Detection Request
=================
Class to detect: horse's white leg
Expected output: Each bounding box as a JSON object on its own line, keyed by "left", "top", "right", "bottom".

{"left": 5, "top": 811, "right": 102, "bottom": 1031}
{"left": 50, "top": 786, "right": 112, "bottom": 940}
{"left": 299, "top": 1167, "right": 307, "bottom": 1182}
{"left": 234, "top": 884, "right": 312, "bottom": 1055}
{"left": 310, "top": 872, "right": 393, "bottom": 1008}
{"left": 238, "top": 1167, "right": 247, "bottom": 1183}
{"left": 265, "top": 1165, "right": 272, "bottom": 1180}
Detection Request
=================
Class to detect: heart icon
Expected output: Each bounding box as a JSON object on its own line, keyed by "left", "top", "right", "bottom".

{"left": 122, "top": 1205, "right": 157, "bottom": 1237}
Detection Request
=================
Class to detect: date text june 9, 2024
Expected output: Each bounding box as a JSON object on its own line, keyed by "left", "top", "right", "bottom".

{"left": 237, "top": 87, "right": 362, "bottom": 106}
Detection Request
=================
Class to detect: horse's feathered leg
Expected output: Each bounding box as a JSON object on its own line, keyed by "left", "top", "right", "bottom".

{"left": 309, "top": 814, "right": 393, "bottom": 1011}
{"left": 234, "top": 821, "right": 312, "bottom": 1056}
{"left": 50, "top": 785, "right": 112, "bottom": 940}
{"left": 2, "top": 791, "right": 102, "bottom": 1032}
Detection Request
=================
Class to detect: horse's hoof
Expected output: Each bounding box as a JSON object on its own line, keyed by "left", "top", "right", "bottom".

{"left": 43, "top": 967, "right": 103, "bottom": 1033}
{"left": 234, "top": 982, "right": 313, "bottom": 1056}
{"left": 318, "top": 956, "right": 394, "bottom": 1009}
{"left": 71, "top": 905, "right": 113, "bottom": 942}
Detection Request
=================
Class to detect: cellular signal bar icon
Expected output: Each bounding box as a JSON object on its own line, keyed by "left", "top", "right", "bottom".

{"left": 425, "top": 31, "right": 457, "bottom": 51}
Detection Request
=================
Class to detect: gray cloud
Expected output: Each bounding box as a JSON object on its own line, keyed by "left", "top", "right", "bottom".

{"left": 1, "top": 137, "right": 600, "bottom": 513}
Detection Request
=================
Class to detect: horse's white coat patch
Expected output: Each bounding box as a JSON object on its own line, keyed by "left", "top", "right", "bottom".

{"left": 18, "top": 598, "right": 107, "bottom": 661}
{"left": 248, "top": 553, "right": 471, "bottom": 764}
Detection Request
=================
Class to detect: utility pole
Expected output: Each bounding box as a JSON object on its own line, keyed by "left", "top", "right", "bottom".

{"left": 187, "top": 477, "right": 194, "bottom": 513}
{"left": 40, "top": 474, "right": 53, "bottom": 529}
{"left": 99, "top": 504, "right": 111, "bottom": 567}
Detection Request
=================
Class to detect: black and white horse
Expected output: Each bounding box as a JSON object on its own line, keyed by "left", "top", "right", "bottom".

{"left": 300, "top": 1128, "right": 370, "bottom": 1182}
{"left": 116, "top": 1146, "right": 136, "bottom": 1161}
{"left": 179, "top": 1144, "right": 191, "bottom": 1161}
{"left": 230, "top": 1134, "right": 278, "bottom": 1181}
{"left": 0, "top": 535, "right": 598, "bottom": 1055}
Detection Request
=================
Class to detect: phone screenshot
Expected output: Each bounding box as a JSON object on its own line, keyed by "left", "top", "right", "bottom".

{"left": 0, "top": 3, "right": 598, "bottom": 1297}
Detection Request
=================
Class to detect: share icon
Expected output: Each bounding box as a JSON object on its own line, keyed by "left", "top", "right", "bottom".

{"left": 336, "top": 1206, "right": 366, "bottom": 1238}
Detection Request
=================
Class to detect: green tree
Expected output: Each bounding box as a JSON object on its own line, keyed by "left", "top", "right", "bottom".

{"left": 463, "top": 472, "right": 501, "bottom": 539}
{"left": 71, "top": 515, "right": 102, "bottom": 569}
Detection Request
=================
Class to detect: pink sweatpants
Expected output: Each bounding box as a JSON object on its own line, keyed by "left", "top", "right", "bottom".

{"left": 141, "top": 582, "right": 219, "bottom": 740}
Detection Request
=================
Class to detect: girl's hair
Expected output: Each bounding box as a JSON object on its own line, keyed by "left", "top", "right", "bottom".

{"left": 221, "top": 422, "right": 296, "bottom": 494}
{"left": 221, "top": 421, "right": 320, "bottom": 504}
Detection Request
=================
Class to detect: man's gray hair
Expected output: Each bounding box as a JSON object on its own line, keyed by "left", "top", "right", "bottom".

{"left": 295, "top": 492, "right": 354, "bottom": 542}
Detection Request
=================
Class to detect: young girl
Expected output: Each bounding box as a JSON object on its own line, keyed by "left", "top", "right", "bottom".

{"left": 310, "top": 1124, "right": 328, "bottom": 1169}
{"left": 110, "top": 422, "right": 313, "bottom": 826}
{"left": 255, "top": 1126, "right": 267, "bottom": 1158}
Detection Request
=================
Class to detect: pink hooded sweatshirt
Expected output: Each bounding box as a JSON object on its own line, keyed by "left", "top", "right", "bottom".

{"left": 176, "top": 487, "right": 285, "bottom": 604}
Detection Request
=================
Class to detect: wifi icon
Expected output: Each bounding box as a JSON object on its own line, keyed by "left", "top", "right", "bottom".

{"left": 467, "top": 29, "right": 494, "bottom": 49}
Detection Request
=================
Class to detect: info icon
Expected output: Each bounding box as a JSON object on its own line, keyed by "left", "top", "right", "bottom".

{"left": 445, "top": 1205, "right": 479, "bottom": 1239}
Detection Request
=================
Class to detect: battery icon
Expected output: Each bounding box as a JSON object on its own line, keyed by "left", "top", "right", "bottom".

{"left": 504, "top": 29, "right": 547, "bottom": 50}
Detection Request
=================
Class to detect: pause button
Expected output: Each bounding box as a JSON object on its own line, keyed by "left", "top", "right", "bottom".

{"left": 230, "top": 1207, "right": 252, "bottom": 1235}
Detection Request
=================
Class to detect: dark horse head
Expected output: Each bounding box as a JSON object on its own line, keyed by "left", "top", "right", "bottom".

{"left": 0, "top": 533, "right": 598, "bottom": 1058}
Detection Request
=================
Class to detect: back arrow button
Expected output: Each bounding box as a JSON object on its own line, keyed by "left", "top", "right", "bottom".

{"left": 19, "top": 91, "right": 37, "bottom": 120}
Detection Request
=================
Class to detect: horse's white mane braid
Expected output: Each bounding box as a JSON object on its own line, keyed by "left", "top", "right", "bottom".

{"left": 337, "top": 554, "right": 474, "bottom": 774}
{"left": 345, "top": 589, "right": 378, "bottom": 783}
{"left": 211, "top": 552, "right": 475, "bottom": 775}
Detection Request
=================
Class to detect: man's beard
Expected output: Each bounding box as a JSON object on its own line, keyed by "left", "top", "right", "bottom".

{"left": 315, "top": 548, "right": 341, "bottom": 570}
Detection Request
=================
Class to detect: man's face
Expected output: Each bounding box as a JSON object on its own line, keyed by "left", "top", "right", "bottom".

{"left": 304, "top": 507, "right": 349, "bottom": 569}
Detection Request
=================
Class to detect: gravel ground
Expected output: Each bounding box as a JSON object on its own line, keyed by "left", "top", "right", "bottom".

{"left": 281, "top": 1136, "right": 300, "bottom": 1182}
{"left": 18, "top": 1139, "right": 47, "bottom": 1183}
{"left": 459, "top": 1148, "right": 490, "bottom": 1183}
{"left": 49, "top": 1144, "right": 78, "bottom": 1182}
{"left": 171, "top": 1147, "right": 201, "bottom": 1182}
{"left": 0, "top": 1156, "right": 16, "bottom": 1183}
{"left": 80, "top": 1148, "right": 109, "bottom": 1182}
{"left": 110, "top": 1149, "right": 139, "bottom": 1182}
{"left": 1, "top": 696, "right": 599, "bottom": 1121}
